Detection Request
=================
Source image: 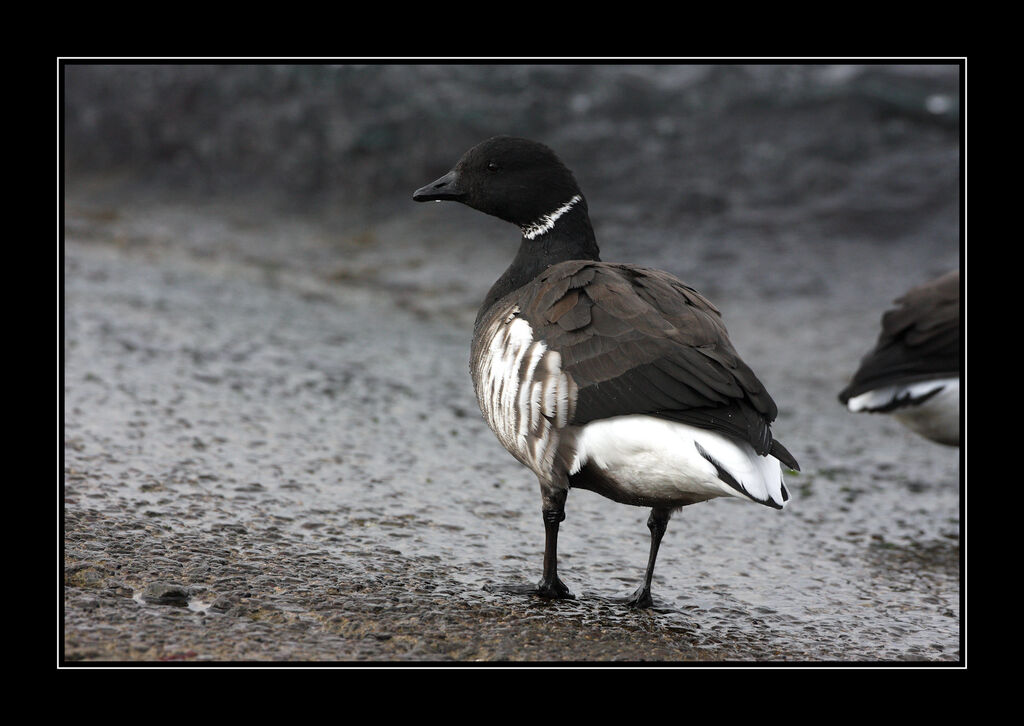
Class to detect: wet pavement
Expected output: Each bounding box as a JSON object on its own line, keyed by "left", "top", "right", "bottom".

{"left": 61, "top": 189, "right": 961, "bottom": 664}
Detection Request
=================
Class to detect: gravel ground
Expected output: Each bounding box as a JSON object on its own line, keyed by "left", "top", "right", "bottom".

{"left": 61, "top": 187, "right": 961, "bottom": 664}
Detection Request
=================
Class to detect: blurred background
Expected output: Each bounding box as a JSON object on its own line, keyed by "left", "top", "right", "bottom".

{"left": 62, "top": 63, "right": 962, "bottom": 325}
{"left": 62, "top": 63, "right": 963, "bottom": 662}
{"left": 64, "top": 64, "right": 959, "bottom": 234}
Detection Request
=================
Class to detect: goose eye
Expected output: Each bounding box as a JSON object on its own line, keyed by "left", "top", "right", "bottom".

{"left": 487, "top": 161, "right": 500, "bottom": 172}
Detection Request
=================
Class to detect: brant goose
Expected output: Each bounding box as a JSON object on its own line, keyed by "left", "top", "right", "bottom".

{"left": 838, "top": 270, "right": 960, "bottom": 446}
{"left": 413, "top": 136, "right": 799, "bottom": 607}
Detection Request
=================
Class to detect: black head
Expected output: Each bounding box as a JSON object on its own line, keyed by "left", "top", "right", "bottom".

{"left": 413, "top": 136, "right": 584, "bottom": 227}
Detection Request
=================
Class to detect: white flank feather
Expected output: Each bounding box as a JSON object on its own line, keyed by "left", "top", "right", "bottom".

{"left": 475, "top": 311, "right": 580, "bottom": 477}
{"left": 570, "top": 414, "right": 789, "bottom": 508}
{"left": 847, "top": 378, "right": 959, "bottom": 445}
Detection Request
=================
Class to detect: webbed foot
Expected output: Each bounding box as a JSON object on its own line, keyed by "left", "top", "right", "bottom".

{"left": 484, "top": 578, "right": 575, "bottom": 600}
{"left": 625, "top": 586, "right": 654, "bottom": 609}
{"left": 535, "top": 575, "right": 575, "bottom": 600}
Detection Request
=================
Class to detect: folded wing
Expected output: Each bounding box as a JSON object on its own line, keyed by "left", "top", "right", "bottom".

{"left": 514, "top": 261, "right": 799, "bottom": 471}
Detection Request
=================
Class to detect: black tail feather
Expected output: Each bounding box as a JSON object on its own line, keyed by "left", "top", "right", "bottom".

{"left": 769, "top": 439, "right": 800, "bottom": 472}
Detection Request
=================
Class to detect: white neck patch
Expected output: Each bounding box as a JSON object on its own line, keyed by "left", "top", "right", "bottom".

{"left": 520, "top": 195, "right": 582, "bottom": 240}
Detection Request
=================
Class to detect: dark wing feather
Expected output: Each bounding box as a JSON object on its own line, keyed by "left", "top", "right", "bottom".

{"left": 839, "top": 270, "right": 960, "bottom": 403}
{"left": 514, "top": 261, "right": 798, "bottom": 470}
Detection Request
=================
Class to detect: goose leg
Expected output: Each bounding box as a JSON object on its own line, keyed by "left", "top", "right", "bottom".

{"left": 536, "top": 504, "right": 574, "bottom": 599}
{"left": 627, "top": 507, "right": 672, "bottom": 608}
{"left": 484, "top": 487, "right": 574, "bottom": 599}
